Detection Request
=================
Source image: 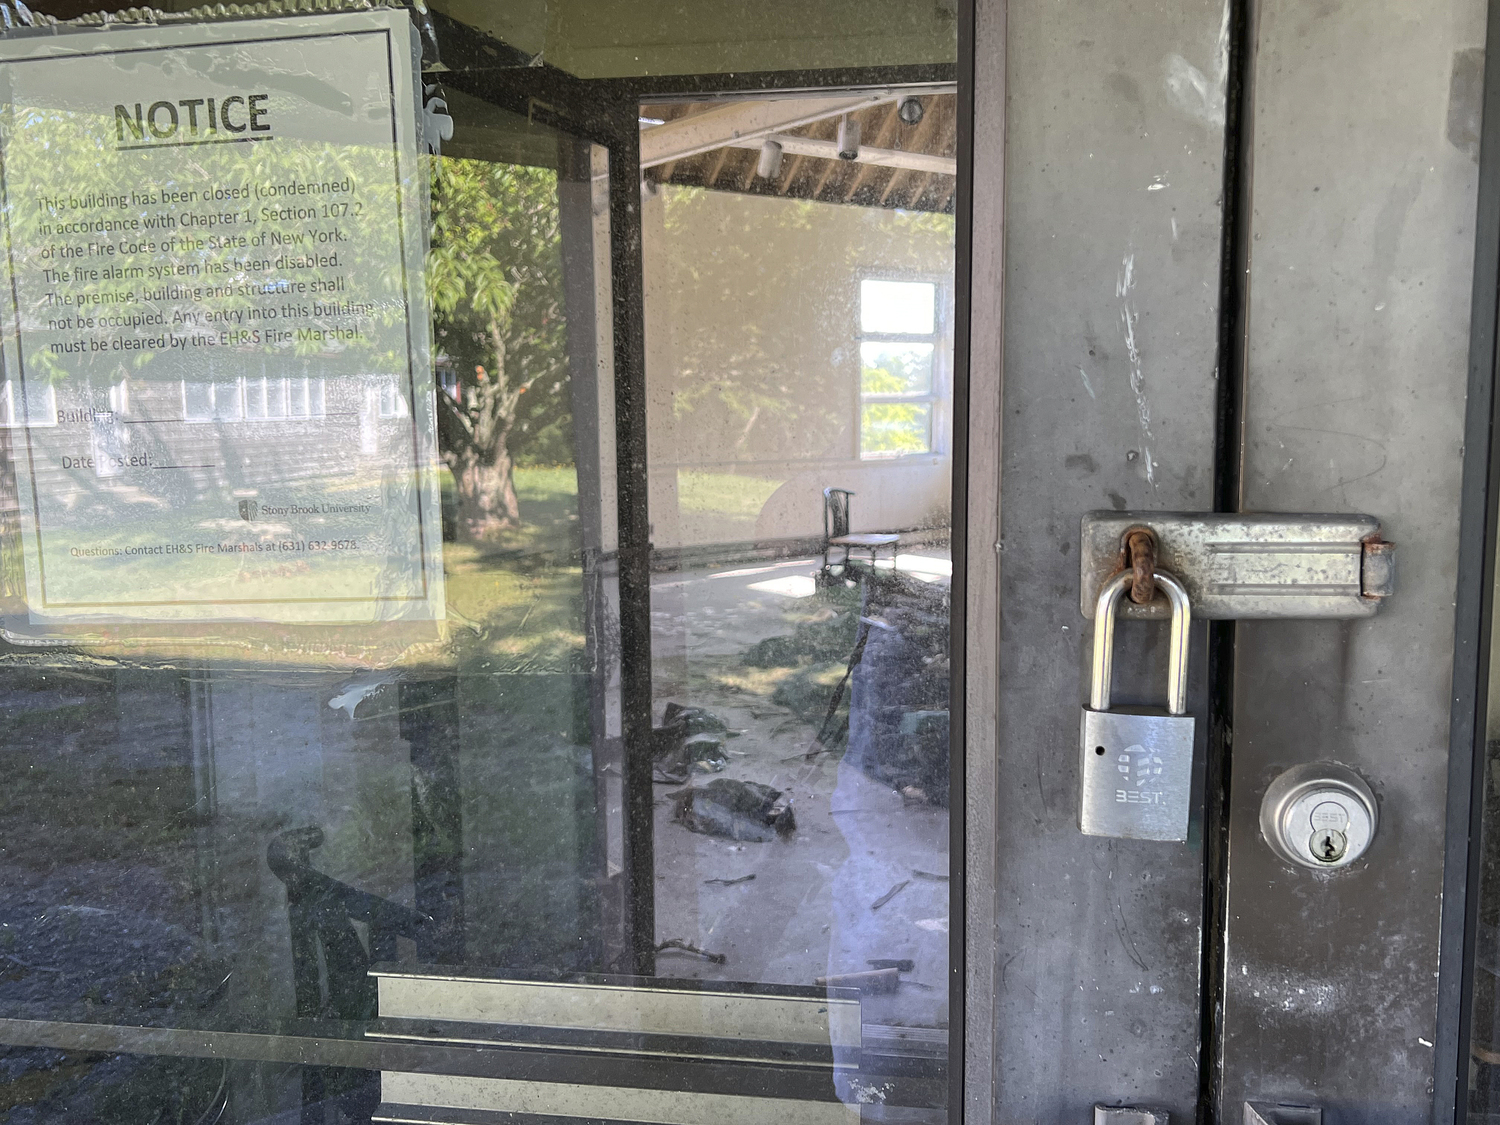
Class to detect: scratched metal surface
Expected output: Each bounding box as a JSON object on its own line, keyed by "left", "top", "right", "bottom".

{"left": 1219, "top": 0, "right": 1484, "bottom": 1116}
{"left": 988, "top": 0, "right": 1226, "bottom": 1113}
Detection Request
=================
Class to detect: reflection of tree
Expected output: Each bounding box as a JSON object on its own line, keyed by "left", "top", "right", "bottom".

{"left": 427, "top": 158, "right": 568, "bottom": 541}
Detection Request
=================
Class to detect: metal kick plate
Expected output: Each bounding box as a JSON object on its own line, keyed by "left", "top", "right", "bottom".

{"left": 1080, "top": 512, "right": 1393, "bottom": 620}
{"left": 1096, "top": 1106, "right": 1171, "bottom": 1125}
{"left": 1244, "top": 1103, "right": 1322, "bottom": 1125}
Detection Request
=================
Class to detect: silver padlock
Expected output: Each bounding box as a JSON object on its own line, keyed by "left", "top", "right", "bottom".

{"left": 1080, "top": 569, "right": 1195, "bottom": 841}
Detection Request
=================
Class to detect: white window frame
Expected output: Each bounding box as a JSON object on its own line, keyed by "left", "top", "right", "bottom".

{"left": 856, "top": 275, "right": 951, "bottom": 460}
{"left": 181, "top": 379, "right": 245, "bottom": 423}
{"left": 375, "top": 376, "right": 409, "bottom": 419}
{"left": 287, "top": 376, "right": 327, "bottom": 419}
{"left": 0, "top": 379, "right": 56, "bottom": 428}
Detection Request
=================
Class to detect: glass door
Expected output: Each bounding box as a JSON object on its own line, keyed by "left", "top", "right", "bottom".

{"left": 0, "top": 6, "right": 964, "bottom": 1125}
{"left": 0, "top": 11, "right": 647, "bottom": 1124}
{"left": 638, "top": 84, "right": 959, "bottom": 1115}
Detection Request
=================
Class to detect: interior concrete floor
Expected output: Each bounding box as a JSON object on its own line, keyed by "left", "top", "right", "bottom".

{"left": 649, "top": 552, "right": 952, "bottom": 1031}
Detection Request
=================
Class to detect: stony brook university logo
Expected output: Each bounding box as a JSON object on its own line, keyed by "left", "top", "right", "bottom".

{"left": 238, "top": 499, "right": 258, "bottom": 521}
{"left": 1114, "top": 744, "right": 1165, "bottom": 805}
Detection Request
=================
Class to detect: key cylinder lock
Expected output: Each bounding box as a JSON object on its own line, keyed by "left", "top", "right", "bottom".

{"left": 1259, "top": 762, "right": 1378, "bottom": 870}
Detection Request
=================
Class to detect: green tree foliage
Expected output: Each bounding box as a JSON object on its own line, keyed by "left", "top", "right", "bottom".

{"left": 428, "top": 158, "right": 572, "bottom": 540}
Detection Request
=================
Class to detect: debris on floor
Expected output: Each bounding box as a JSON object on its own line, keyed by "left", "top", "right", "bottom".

{"left": 656, "top": 938, "right": 727, "bottom": 964}
{"left": 816, "top": 968, "right": 900, "bottom": 994}
{"left": 867, "top": 958, "right": 915, "bottom": 972}
{"left": 670, "top": 779, "right": 796, "bottom": 842}
{"left": 870, "top": 879, "right": 911, "bottom": 910}
{"left": 741, "top": 609, "right": 859, "bottom": 669}
{"left": 652, "top": 704, "right": 733, "bottom": 783}
{"left": 847, "top": 576, "right": 952, "bottom": 805}
{"left": 661, "top": 702, "right": 738, "bottom": 736}
{"left": 704, "top": 874, "right": 756, "bottom": 886}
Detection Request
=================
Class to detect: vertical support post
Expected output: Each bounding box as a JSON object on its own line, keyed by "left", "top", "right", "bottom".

{"left": 606, "top": 104, "right": 657, "bottom": 978}
{"left": 964, "top": 0, "right": 1002, "bottom": 1119}
{"left": 399, "top": 677, "right": 465, "bottom": 964}
{"left": 559, "top": 134, "right": 626, "bottom": 973}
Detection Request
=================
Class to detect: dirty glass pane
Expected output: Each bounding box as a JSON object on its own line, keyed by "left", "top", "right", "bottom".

{"left": 0, "top": 1, "right": 955, "bottom": 1122}
{"left": 0, "top": 13, "right": 625, "bottom": 1118}
{"left": 643, "top": 86, "right": 955, "bottom": 1118}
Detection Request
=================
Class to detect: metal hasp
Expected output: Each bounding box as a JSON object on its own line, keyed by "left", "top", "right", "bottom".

{"left": 1080, "top": 512, "right": 1396, "bottom": 620}
{"left": 1079, "top": 570, "right": 1195, "bottom": 841}
{"left": 1243, "top": 1103, "right": 1322, "bottom": 1125}
{"left": 1259, "top": 762, "right": 1378, "bottom": 870}
{"left": 1096, "top": 1105, "right": 1171, "bottom": 1125}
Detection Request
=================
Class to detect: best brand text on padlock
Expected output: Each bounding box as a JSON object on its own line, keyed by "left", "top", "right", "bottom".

{"left": 1079, "top": 569, "right": 1196, "bottom": 841}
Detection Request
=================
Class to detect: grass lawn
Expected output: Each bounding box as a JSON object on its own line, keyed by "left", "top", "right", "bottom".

{"left": 0, "top": 465, "right": 788, "bottom": 673}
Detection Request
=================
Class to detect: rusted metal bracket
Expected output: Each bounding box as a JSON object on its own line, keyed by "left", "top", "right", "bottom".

{"left": 1081, "top": 512, "right": 1397, "bottom": 620}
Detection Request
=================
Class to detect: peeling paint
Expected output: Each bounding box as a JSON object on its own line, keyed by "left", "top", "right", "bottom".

{"left": 1116, "top": 251, "right": 1157, "bottom": 485}
{"left": 1163, "top": 0, "right": 1229, "bottom": 128}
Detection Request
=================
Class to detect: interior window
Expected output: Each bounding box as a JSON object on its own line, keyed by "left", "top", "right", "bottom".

{"left": 859, "top": 277, "right": 942, "bottom": 458}
{"left": 0, "top": 379, "right": 55, "bottom": 427}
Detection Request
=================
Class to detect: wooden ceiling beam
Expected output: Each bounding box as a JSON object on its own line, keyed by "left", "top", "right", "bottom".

{"left": 704, "top": 146, "right": 733, "bottom": 190}
{"left": 639, "top": 94, "right": 903, "bottom": 169}
{"left": 846, "top": 103, "right": 902, "bottom": 200}
{"left": 777, "top": 152, "right": 806, "bottom": 195}
{"left": 879, "top": 94, "right": 945, "bottom": 206}
{"left": 728, "top": 133, "right": 956, "bottom": 176}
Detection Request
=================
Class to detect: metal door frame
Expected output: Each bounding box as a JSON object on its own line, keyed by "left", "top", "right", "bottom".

{"left": 1440, "top": 0, "right": 1500, "bottom": 1118}
{"left": 960, "top": 0, "right": 1500, "bottom": 1116}
{"left": 956, "top": 0, "right": 995, "bottom": 1121}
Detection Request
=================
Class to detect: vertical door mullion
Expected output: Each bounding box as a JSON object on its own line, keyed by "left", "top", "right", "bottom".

{"left": 604, "top": 101, "right": 658, "bottom": 978}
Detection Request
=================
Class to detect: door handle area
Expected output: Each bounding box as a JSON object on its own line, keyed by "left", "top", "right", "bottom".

{"left": 1080, "top": 511, "right": 1396, "bottom": 620}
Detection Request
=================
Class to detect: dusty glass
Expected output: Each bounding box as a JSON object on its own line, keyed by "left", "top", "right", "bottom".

{"left": 0, "top": 1, "right": 957, "bottom": 1122}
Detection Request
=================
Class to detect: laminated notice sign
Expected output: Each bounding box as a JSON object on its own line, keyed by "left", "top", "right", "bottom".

{"left": 0, "top": 10, "right": 444, "bottom": 638}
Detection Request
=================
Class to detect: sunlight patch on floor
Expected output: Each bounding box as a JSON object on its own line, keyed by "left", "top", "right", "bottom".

{"left": 746, "top": 574, "right": 818, "bottom": 599}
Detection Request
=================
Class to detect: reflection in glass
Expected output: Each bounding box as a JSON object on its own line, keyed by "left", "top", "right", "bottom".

{"left": 0, "top": 15, "right": 956, "bottom": 1125}
{"left": 643, "top": 89, "right": 955, "bottom": 1116}
{"left": 0, "top": 76, "right": 622, "bottom": 1121}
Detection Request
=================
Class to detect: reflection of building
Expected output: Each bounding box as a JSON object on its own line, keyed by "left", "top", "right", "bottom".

{"left": 10, "top": 367, "right": 413, "bottom": 503}
{"left": 0, "top": 377, "right": 55, "bottom": 428}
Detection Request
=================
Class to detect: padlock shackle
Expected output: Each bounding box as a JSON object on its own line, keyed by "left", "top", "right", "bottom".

{"left": 1089, "top": 569, "right": 1191, "bottom": 715}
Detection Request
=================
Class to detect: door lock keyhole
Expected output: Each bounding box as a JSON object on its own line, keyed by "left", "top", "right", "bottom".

{"left": 1260, "top": 763, "right": 1377, "bottom": 870}
{"left": 1310, "top": 828, "right": 1347, "bottom": 864}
